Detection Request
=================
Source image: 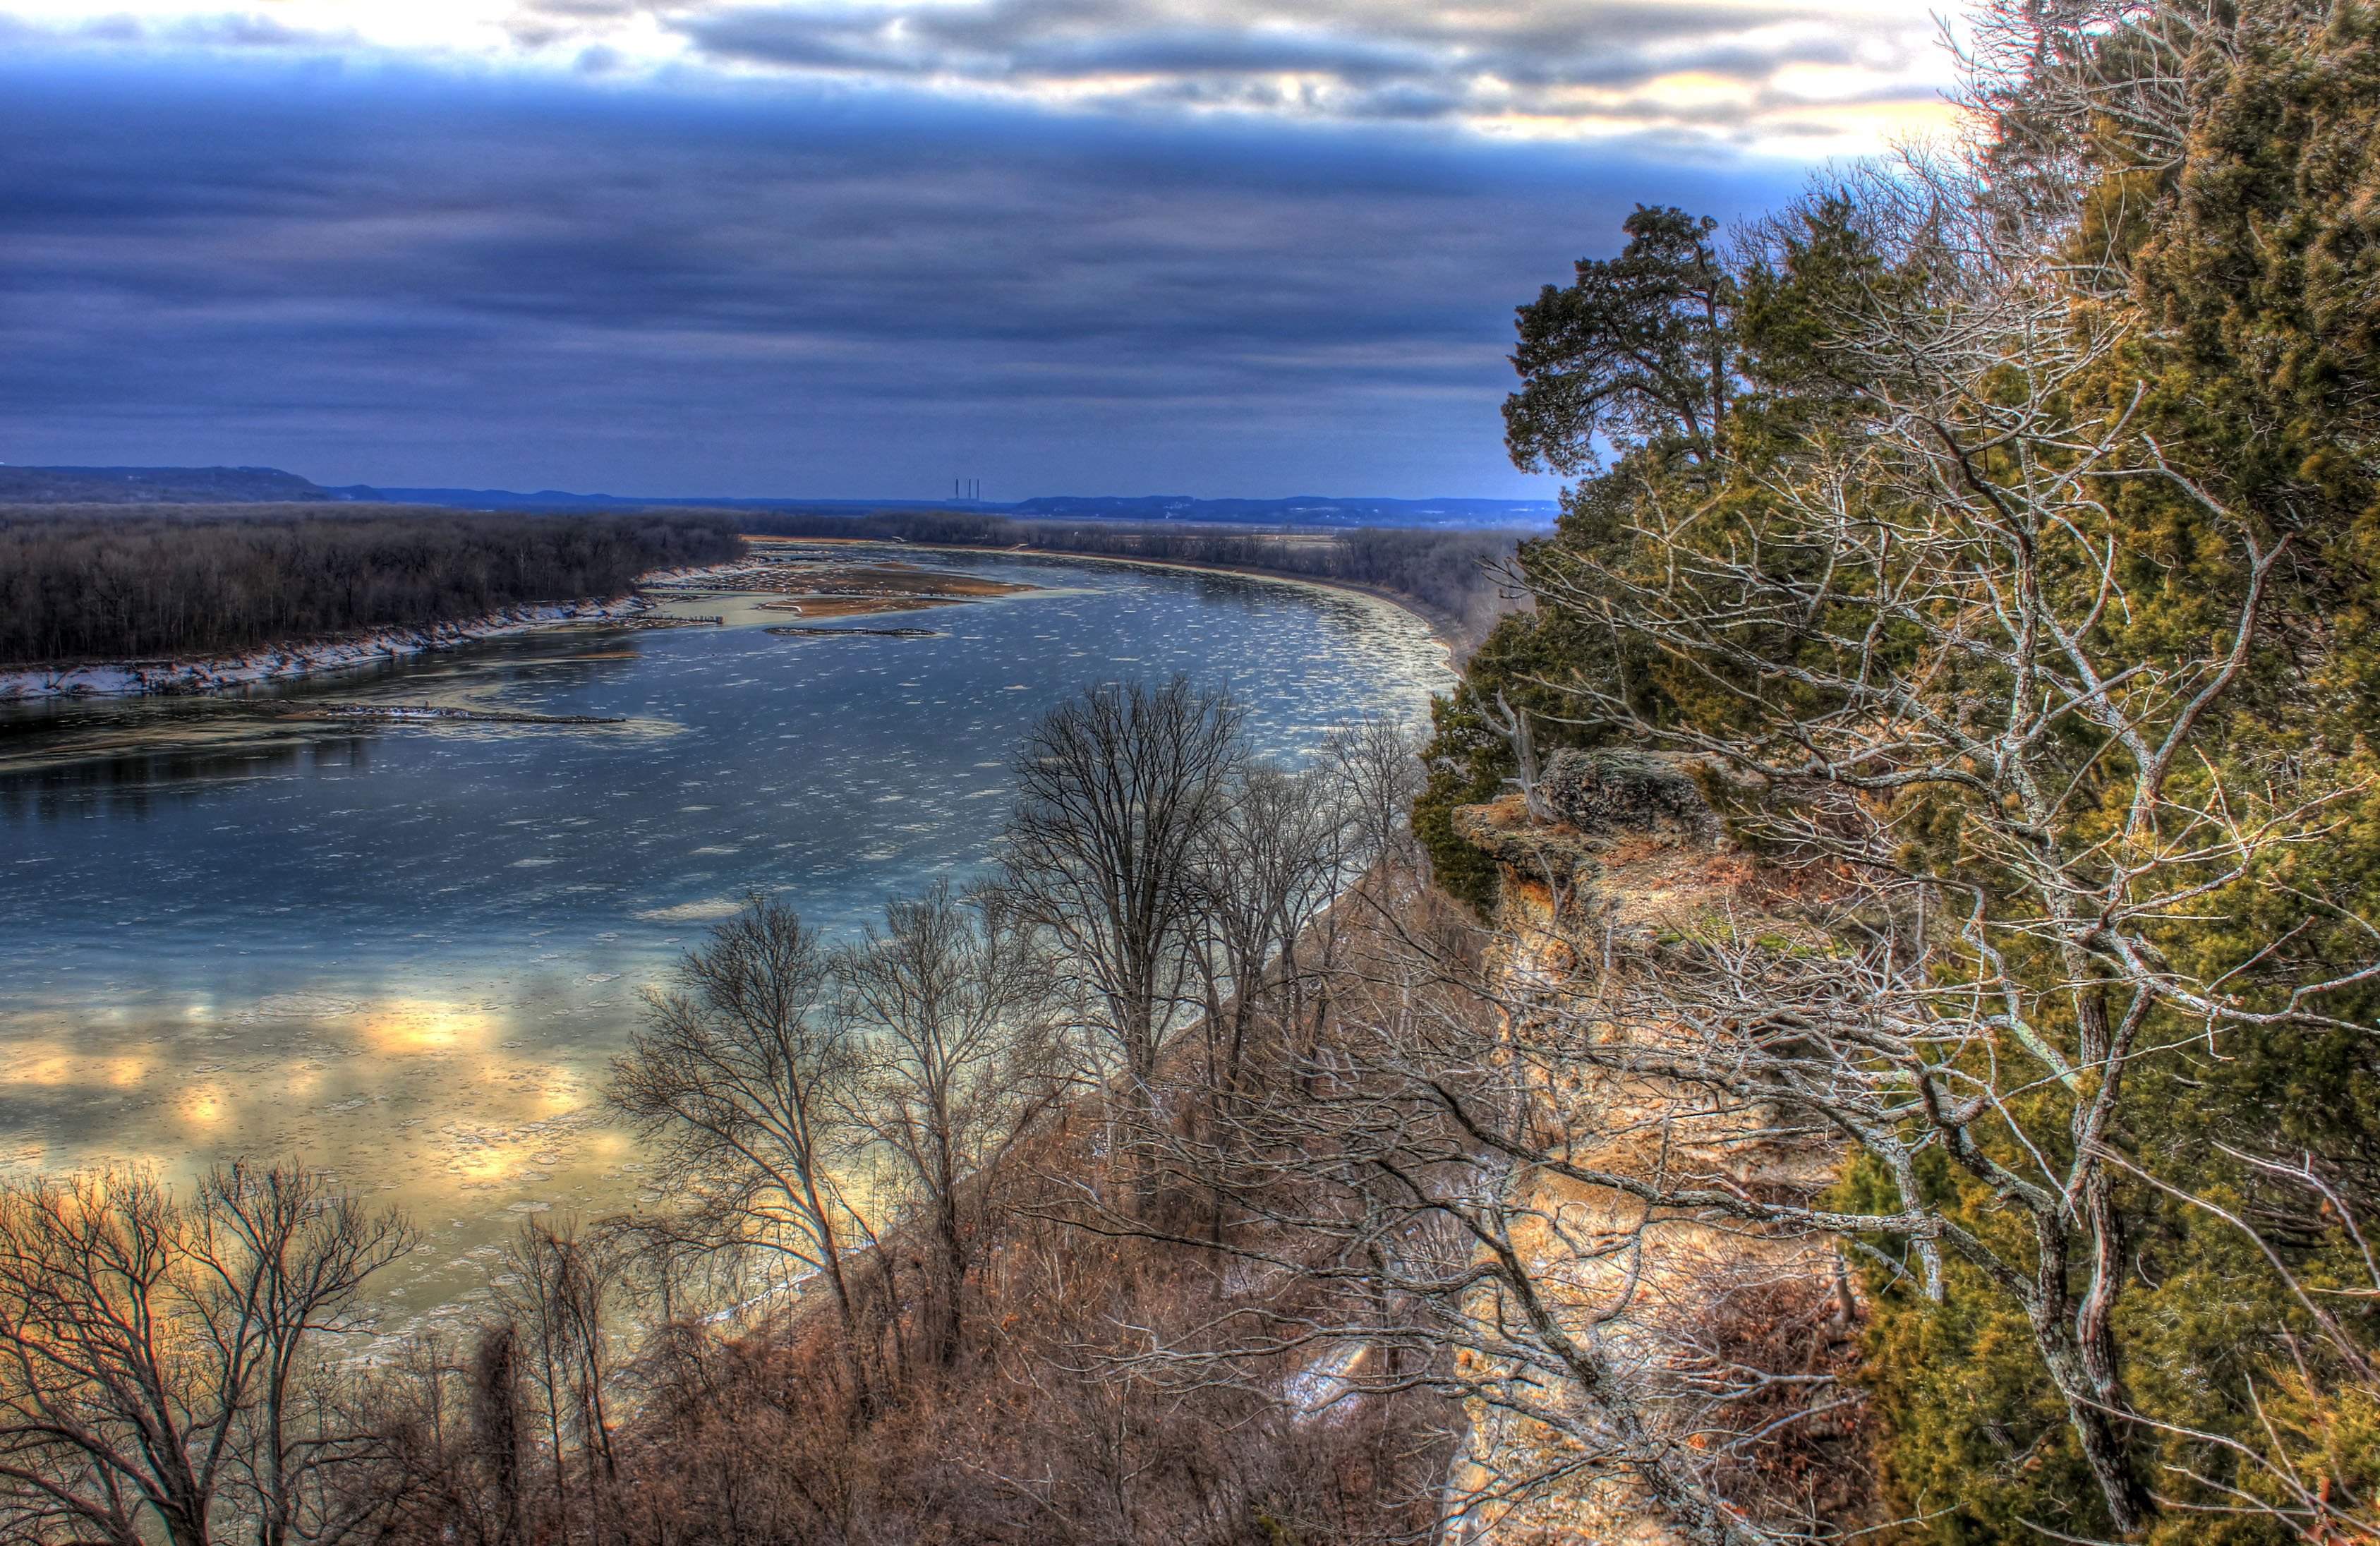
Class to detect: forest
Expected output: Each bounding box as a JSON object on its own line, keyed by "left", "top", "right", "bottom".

{"left": 0, "top": 498, "right": 1514, "bottom": 668}
{"left": 1408, "top": 0, "right": 2380, "bottom": 1537}
{"left": 0, "top": 506, "right": 744, "bottom": 666}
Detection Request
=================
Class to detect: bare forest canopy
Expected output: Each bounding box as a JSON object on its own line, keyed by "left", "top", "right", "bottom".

{"left": 722, "top": 506, "right": 1523, "bottom": 643}
{"left": 0, "top": 505, "right": 744, "bottom": 666}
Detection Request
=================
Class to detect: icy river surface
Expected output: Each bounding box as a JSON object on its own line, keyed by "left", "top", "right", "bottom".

{"left": 0, "top": 548, "right": 1451, "bottom": 1325}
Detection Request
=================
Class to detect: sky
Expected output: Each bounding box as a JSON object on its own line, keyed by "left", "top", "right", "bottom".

{"left": 0, "top": 0, "right": 1963, "bottom": 498}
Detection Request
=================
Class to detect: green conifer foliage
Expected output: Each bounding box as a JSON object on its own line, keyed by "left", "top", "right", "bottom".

{"left": 1824, "top": 8, "right": 2380, "bottom": 1538}
{"left": 1417, "top": 207, "right": 1753, "bottom": 902}
{"left": 1427, "top": 5, "right": 2380, "bottom": 1536}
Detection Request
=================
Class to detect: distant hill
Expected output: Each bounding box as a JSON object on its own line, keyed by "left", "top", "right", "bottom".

{"left": 1003, "top": 494, "right": 1554, "bottom": 529}
{"left": 3, "top": 466, "right": 1557, "bottom": 530}
{"left": 335, "top": 486, "right": 1556, "bottom": 529}
{"left": 0, "top": 465, "right": 337, "bottom": 504}
{"left": 323, "top": 485, "right": 650, "bottom": 509}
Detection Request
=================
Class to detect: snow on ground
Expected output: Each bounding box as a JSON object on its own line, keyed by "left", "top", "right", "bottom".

{"left": 0, "top": 600, "right": 653, "bottom": 703}
{"left": 0, "top": 557, "right": 773, "bottom": 703}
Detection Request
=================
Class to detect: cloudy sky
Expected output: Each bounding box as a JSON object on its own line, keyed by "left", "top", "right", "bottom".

{"left": 1, "top": 0, "right": 1959, "bottom": 497}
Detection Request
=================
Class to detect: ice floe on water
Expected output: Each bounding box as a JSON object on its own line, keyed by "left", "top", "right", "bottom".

{"left": 635, "top": 898, "right": 745, "bottom": 922}
{"left": 244, "top": 993, "right": 366, "bottom": 1021}
{"left": 0, "top": 549, "right": 1454, "bottom": 1315}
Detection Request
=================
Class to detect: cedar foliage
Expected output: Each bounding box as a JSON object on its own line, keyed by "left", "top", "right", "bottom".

{"left": 0, "top": 505, "right": 743, "bottom": 666}
{"left": 1419, "top": 2, "right": 2380, "bottom": 1538}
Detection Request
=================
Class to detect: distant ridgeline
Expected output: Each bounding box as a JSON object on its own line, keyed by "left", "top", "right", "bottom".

{"left": 0, "top": 464, "right": 1554, "bottom": 531}
{"left": 0, "top": 465, "right": 341, "bottom": 504}
{"left": 338, "top": 487, "right": 1553, "bottom": 531}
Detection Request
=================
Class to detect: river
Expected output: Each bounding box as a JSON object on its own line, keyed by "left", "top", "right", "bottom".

{"left": 0, "top": 546, "right": 1450, "bottom": 1329}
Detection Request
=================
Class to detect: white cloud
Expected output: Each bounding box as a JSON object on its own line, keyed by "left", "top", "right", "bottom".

{"left": 3, "top": 0, "right": 1960, "bottom": 151}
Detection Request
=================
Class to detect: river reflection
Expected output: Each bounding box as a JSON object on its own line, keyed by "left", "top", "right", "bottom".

{"left": 0, "top": 549, "right": 1451, "bottom": 1329}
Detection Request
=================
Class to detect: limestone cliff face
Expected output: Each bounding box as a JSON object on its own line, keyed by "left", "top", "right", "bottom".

{"left": 1455, "top": 749, "right": 1739, "bottom": 979}
{"left": 1444, "top": 751, "right": 1856, "bottom": 1542}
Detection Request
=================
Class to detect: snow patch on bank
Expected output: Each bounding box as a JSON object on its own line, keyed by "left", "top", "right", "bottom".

{"left": 0, "top": 600, "right": 640, "bottom": 702}
{"left": 0, "top": 560, "right": 761, "bottom": 703}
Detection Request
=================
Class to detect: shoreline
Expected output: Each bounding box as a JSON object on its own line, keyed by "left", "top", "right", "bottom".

{"left": 0, "top": 559, "right": 775, "bottom": 704}
{"left": 1118, "top": 557, "right": 1477, "bottom": 658}
{"left": 799, "top": 538, "right": 1480, "bottom": 660}
{"left": 0, "top": 546, "right": 1473, "bottom": 706}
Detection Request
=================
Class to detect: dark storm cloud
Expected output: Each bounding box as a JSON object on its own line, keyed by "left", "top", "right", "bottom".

{"left": 0, "top": 56, "right": 1799, "bottom": 494}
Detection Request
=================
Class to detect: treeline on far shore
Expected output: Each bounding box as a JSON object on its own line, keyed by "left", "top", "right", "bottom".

{"left": 725, "top": 507, "right": 1526, "bottom": 642}
{"left": 0, "top": 504, "right": 744, "bottom": 667}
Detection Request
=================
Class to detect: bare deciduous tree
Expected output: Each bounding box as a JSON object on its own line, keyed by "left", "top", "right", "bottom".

{"left": 1188, "top": 758, "right": 1360, "bottom": 1110}
{"left": 349, "top": 1326, "right": 533, "bottom": 1546}
{"left": 0, "top": 1163, "right": 411, "bottom": 1546}
{"left": 1322, "top": 713, "right": 1429, "bottom": 881}
{"left": 1001, "top": 678, "right": 1248, "bottom": 1202}
{"left": 490, "top": 1220, "right": 628, "bottom": 1546}
{"left": 465, "top": 1326, "right": 528, "bottom": 1546}
{"left": 608, "top": 895, "right": 875, "bottom": 1341}
{"left": 1100, "top": 920, "right": 1819, "bottom": 1546}
{"left": 835, "top": 878, "right": 1073, "bottom": 1365}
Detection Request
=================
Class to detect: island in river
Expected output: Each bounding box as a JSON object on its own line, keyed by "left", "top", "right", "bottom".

{"left": 666, "top": 542, "right": 1039, "bottom": 620}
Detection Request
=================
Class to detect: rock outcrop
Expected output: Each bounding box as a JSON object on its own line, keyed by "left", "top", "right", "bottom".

{"left": 1443, "top": 752, "right": 1859, "bottom": 1542}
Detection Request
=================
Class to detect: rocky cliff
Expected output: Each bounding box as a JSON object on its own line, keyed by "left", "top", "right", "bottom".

{"left": 1444, "top": 749, "right": 1866, "bottom": 1540}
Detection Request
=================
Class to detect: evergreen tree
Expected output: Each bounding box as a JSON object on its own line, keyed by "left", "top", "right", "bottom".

{"left": 1422, "top": 5, "right": 2380, "bottom": 1538}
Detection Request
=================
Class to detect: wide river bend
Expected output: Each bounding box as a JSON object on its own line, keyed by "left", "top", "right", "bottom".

{"left": 0, "top": 548, "right": 1451, "bottom": 1330}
